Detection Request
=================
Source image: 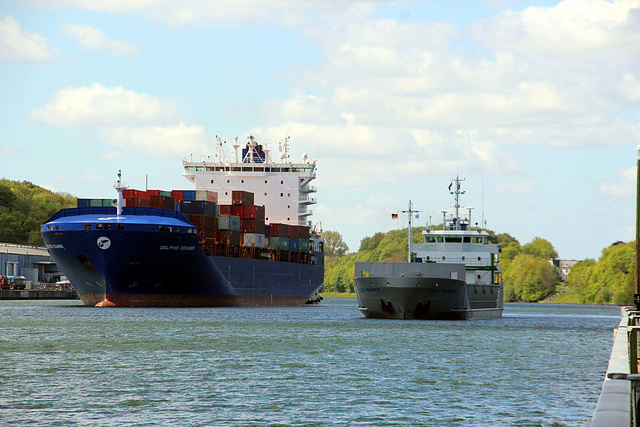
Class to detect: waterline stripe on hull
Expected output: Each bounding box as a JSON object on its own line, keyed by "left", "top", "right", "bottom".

{"left": 80, "top": 293, "right": 310, "bottom": 307}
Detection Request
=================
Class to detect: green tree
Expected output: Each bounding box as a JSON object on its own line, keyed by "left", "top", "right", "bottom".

{"left": 324, "top": 230, "right": 349, "bottom": 257}
{"left": 500, "top": 241, "right": 522, "bottom": 261}
{"left": 0, "top": 184, "right": 16, "bottom": 209}
{"left": 572, "top": 242, "right": 635, "bottom": 304}
{"left": 0, "top": 179, "right": 76, "bottom": 245}
{"left": 522, "top": 237, "right": 558, "bottom": 260}
{"left": 496, "top": 233, "right": 519, "bottom": 246}
{"left": 359, "top": 232, "right": 385, "bottom": 252}
{"left": 503, "top": 253, "right": 559, "bottom": 302}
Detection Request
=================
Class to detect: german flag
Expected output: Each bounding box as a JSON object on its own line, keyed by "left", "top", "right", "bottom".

{"left": 391, "top": 213, "right": 398, "bottom": 219}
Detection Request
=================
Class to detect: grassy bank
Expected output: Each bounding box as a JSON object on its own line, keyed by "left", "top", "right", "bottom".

{"left": 319, "top": 291, "right": 356, "bottom": 299}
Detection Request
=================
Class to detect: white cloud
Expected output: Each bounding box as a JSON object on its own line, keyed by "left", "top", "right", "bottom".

{"left": 621, "top": 74, "right": 640, "bottom": 102}
{"left": 0, "top": 15, "right": 55, "bottom": 62}
{"left": 104, "top": 122, "right": 209, "bottom": 157}
{"left": 471, "top": 0, "right": 640, "bottom": 58}
{"left": 61, "top": 23, "right": 139, "bottom": 56}
{"left": 492, "top": 178, "right": 541, "bottom": 195}
{"left": 31, "top": 0, "right": 392, "bottom": 27}
{"left": 599, "top": 166, "right": 636, "bottom": 196}
{"left": 29, "top": 83, "right": 177, "bottom": 128}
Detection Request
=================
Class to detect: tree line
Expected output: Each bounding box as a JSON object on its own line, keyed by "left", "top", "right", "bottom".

{"left": 0, "top": 179, "right": 76, "bottom": 246}
{"left": 323, "top": 227, "right": 637, "bottom": 304}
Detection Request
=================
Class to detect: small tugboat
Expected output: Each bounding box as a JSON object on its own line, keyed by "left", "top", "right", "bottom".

{"left": 354, "top": 176, "right": 503, "bottom": 320}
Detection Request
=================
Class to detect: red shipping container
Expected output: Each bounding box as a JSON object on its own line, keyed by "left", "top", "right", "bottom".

{"left": 243, "top": 205, "right": 256, "bottom": 219}
{"left": 241, "top": 219, "right": 266, "bottom": 234}
{"left": 232, "top": 204, "right": 244, "bottom": 218}
{"left": 188, "top": 214, "right": 216, "bottom": 231}
{"left": 171, "top": 190, "right": 184, "bottom": 204}
{"left": 123, "top": 189, "right": 149, "bottom": 199}
{"left": 289, "top": 225, "right": 301, "bottom": 239}
{"left": 146, "top": 190, "right": 161, "bottom": 197}
{"left": 150, "top": 195, "right": 176, "bottom": 210}
{"left": 217, "top": 230, "right": 241, "bottom": 246}
{"left": 242, "top": 205, "right": 266, "bottom": 220}
{"left": 218, "top": 204, "right": 233, "bottom": 216}
{"left": 124, "top": 197, "right": 150, "bottom": 207}
{"left": 232, "top": 190, "right": 254, "bottom": 205}
{"left": 269, "top": 223, "right": 290, "bottom": 238}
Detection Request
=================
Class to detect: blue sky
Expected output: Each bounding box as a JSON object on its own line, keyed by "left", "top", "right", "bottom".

{"left": 1, "top": 0, "right": 639, "bottom": 261}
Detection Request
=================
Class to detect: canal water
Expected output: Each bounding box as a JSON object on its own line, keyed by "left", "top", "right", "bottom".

{"left": 0, "top": 299, "right": 620, "bottom": 426}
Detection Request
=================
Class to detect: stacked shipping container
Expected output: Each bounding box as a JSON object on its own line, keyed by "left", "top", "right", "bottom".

{"left": 77, "top": 189, "right": 316, "bottom": 263}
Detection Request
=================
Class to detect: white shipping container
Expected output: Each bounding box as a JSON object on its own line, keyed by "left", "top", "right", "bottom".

{"left": 243, "top": 233, "right": 266, "bottom": 248}
{"left": 196, "top": 190, "right": 218, "bottom": 202}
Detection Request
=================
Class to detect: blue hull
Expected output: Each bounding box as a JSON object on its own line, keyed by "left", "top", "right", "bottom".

{"left": 42, "top": 207, "right": 324, "bottom": 306}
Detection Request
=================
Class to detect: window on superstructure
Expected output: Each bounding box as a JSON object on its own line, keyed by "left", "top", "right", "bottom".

{"left": 96, "top": 224, "right": 103, "bottom": 229}
{"left": 447, "top": 237, "right": 462, "bottom": 243}
{"left": 281, "top": 193, "right": 283, "bottom": 197}
{"left": 117, "top": 224, "right": 124, "bottom": 230}
{"left": 84, "top": 224, "right": 91, "bottom": 230}
{"left": 464, "top": 237, "right": 471, "bottom": 243}
{"left": 281, "top": 181, "right": 283, "bottom": 184}
{"left": 241, "top": 180, "right": 244, "bottom": 183}
{"left": 211, "top": 180, "right": 214, "bottom": 183}
{"left": 437, "top": 237, "right": 444, "bottom": 243}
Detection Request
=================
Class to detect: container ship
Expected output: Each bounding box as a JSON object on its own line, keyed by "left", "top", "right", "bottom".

{"left": 354, "top": 176, "right": 503, "bottom": 320}
{"left": 41, "top": 136, "right": 325, "bottom": 307}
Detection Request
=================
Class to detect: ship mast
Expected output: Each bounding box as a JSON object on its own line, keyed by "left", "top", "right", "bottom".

{"left": 114, "top": 170, "right": 128, "bottom": 216}
{"left": 449, "top": 174, "right": 466, "bottom": 222}
{"left": 400, "top": 200, "right": 421, "bottom": 263}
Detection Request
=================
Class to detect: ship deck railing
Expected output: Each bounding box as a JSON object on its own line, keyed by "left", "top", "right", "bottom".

{"left": 590, "top": 306, "right": 640, "bottom": 426}
{"left": 417, "top": 257, "right": 498, "bottom": 269}
{"left": 45, "top": 207, "right": 190, "bottom": 223}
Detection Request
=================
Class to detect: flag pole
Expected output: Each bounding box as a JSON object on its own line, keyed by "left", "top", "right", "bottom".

{"left": 633, "top": 145, "right": 640, "bottom": 310}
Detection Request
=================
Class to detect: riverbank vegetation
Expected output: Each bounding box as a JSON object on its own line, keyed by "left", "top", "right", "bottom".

{"left": 0, "top": 179, "right": 76, "bottom": 246}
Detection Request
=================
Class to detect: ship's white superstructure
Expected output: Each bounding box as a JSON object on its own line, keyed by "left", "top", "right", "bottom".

{"left": 183, "top": 135, "right": 317, "bottom": 226}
